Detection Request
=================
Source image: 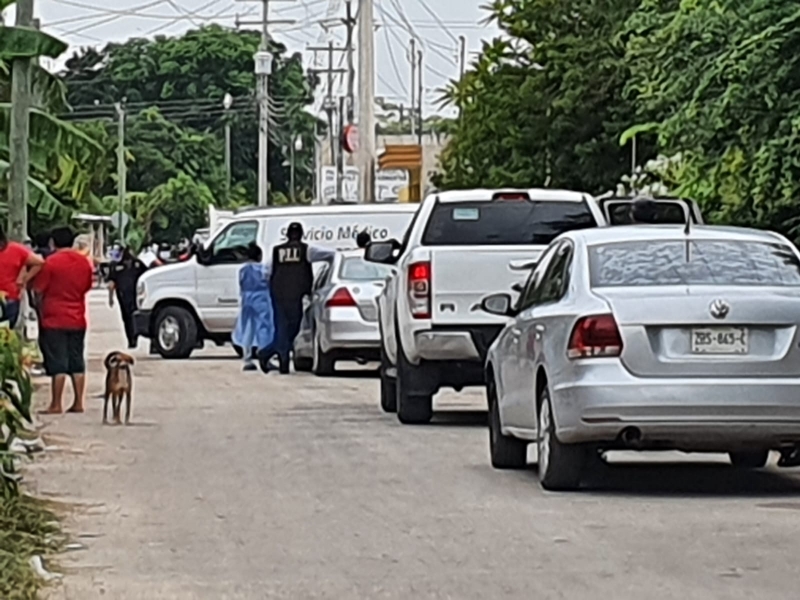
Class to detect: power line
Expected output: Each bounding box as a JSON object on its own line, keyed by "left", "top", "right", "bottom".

{"left": 413, "top": 0, "right": 458, "bottom": 44}
{"left": 380, "top": 24, "right": 405, "bottom": 96}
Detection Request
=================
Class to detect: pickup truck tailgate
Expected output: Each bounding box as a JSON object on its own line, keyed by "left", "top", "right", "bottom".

{"left": 431, "top": 246, "right": 544, "bottom": 325}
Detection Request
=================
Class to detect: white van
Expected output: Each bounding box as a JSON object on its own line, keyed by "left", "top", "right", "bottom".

{"left": 133, "top": 204, "right": 419, "bottom": 359}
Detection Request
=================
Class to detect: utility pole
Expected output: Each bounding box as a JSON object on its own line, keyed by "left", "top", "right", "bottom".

{"left": 308, "top": 42, "right": 348, "bottom": 201}
{"left": 458, "top": 36, "right": 466, "bottom": 82}
{"left": 409, "top": 38, "right": 416, "bottom": 137}
{"left": 336, "top": 96, "right": 346, "bottom": 201}
{"left": 223, "top": 93, "right": 233, "bottom": 204}
{"left": 236, "top": 0, "right": 295, "bottom": 206}
{"left": 343, "top": 0, "right": 357, "bottom": 122}
{"left": 115, "top": 103, "right": 127, "bottom": 244}
{"left": 417, "top": 49, "right": 423, "bottom": 147}
{"left": 356, "top": 0, "right": 377, "bottom": 203}
{"left": 8, "top": 0, "right": 34, "bottom": 242}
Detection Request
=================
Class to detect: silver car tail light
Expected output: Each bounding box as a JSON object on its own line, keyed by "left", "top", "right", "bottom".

{"left": 567, "top": 314, "right": 623, "bottom": 359}
{"left": 326, "top": 287, "right": 357, "bottom": 308}
{"left": 407, "top": 261, "right": 431, "bottom": 319}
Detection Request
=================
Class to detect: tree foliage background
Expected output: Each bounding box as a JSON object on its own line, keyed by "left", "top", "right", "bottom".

{"left": 52, "top": 24, "right": 321, "bottom": 244}
{"left": 437, "top": 0, "right": 800, "bottom": 243}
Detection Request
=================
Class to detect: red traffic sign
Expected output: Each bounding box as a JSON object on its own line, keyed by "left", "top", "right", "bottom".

{"left": 342, "top": 124, "right": 359, "bottom": 154}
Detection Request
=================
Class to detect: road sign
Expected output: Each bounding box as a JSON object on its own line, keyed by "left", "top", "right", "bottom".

{"left": 111, "top": 211, "right": 130, "bottom": 230}
{"left": 342, "top": 124, "right": 359, "bottom": 154}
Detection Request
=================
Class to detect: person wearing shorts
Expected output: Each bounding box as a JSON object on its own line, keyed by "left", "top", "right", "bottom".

{"left": 32, "top": 227, "right": 94, "bottom": 414}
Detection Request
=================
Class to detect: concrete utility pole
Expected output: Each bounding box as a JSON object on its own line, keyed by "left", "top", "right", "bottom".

{"left": 237, "top": 0, "right": 295, "bottom": 206}
{"left": 357, "top": 0, "right": 376, "bottom": 203}
{"left": 115, "top": 103, "right": 127, "bottom": 244}
{"left": 343, "top": 0, "right": 357, "bottom": 122}
{"left": 308, "top": 42, "right": 348, "bottom": 200}
{"left": 417, "top": 49, "right": 423, "bottom": 147}
{"left": 8, "top": 0, "right": 34, "bottom": 242}
{"left": 336, "top": 96, "right": 346, "bottom": 201}
{"left": 409, "top": 38, "right": 416, "bottom": 137}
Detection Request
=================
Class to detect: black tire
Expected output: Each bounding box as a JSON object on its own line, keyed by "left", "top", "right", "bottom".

{"left": 312, "top": 334, "right": 336, "bottom": 376}
{"left": 537, "top": 385, "right": 587, "bottom": 491}
{"left": 396, "top": 337, "right": 433, "bottom": 425}
{"left": 153, "top": 306, "right": 198, "bottom": 359}
{"left": 380, "top": 342, "right": 397, "bottom": 413}
{"left": 488, "top": 380, "right": 527, "bottom": 469}
{"left": 729, "top": 450, "right": 769, "bottom": 469}
{"left": 294, "top": 355, "right": 313, "bottom": 372}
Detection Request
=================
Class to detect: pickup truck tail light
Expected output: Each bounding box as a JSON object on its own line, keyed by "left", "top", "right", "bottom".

{"left": 407, "top": 261, "right": 431, "bottom": 319}
{"left": 326, "top": 287, "right": 356, "bottom": 308}
{"left": 567, "top": 314, "right": 623, "bottom": 359}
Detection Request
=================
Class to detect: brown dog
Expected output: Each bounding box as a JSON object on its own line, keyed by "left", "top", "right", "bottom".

{"left": 103, "top": 351, "right": 135, "bottom": 425}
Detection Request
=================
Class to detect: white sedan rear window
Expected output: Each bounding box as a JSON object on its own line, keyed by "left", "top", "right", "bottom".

{"left": 590, "top": 240, "right": 800, "bottom": 287}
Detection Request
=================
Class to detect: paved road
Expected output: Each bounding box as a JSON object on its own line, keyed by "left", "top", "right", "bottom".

{"left": 32, "top": 294, "right": 800, "bottom": 599}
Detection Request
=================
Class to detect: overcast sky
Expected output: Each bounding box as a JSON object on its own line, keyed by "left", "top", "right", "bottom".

{"left": 9, "top": 0, "right": 501, "bottom": 115}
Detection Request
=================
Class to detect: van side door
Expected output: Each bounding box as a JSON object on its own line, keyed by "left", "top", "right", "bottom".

{"left": 196, "top": 220, "right": 260, "bottom": 333}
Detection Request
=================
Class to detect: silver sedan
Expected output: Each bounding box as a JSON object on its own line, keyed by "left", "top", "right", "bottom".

{"left": 481, "top": 225, "right": 800, "bottom": 490}
{"left": 294, "top": 250, "right": 396, "bottom": 375}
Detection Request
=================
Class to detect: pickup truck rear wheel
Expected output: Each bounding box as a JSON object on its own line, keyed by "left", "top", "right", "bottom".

{"left": 396, "top": 343, "right": 433, "bottom": 425}
{"left": 379, "top": 343, "right": 397, "bottom": 413}
{"left": 154, "top": 306, "right": 198, "bottom": 359}
{"left": 488, "top": 381, "right": 527, "bottom": 469}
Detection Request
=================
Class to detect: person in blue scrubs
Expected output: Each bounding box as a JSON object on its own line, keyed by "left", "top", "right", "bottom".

{"left": 232, "top": 243, "right": 275, "bottom": 371}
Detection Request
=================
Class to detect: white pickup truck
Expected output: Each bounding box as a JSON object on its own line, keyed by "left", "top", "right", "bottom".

{"left": 365, "top": 188, "right": 606, "bottom": 424}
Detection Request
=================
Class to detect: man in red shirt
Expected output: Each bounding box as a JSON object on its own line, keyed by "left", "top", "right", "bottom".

{"left": 0, "top": 225, "right": 44, "bottom": 326}
{"left": 33, "top": 227, "right": 94, "bottom": 414}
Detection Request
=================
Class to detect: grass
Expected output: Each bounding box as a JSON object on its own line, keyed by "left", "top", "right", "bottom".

{"left": 0, "top": 495, "right": 63, "bottom": 600}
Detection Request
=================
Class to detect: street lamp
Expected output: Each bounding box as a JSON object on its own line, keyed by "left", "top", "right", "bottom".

{"left": 223, "top": 93, "right": 233, "bottom": 203}
{"left": 290, "top": 136, "right": 303, "bottom": 203}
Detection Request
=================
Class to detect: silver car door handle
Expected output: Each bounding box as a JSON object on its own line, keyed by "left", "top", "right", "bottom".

{"left": 217, "top": 297, "right": 239, "bottom": 304}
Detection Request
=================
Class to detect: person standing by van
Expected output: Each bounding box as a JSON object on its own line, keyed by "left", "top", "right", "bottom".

{"left": 233, "top": 243, "right": 275, "bottom": 371}
{"left": 268, "top": 222, "right": 335, "bottom": 374}
{"left": 33, "top": 227, "right": 94, "bottom": 414}
{"left": 108, "top": 248, "right": 148, "bottom": 349}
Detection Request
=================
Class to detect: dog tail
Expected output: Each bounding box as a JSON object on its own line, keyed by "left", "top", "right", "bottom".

{"left": 104, "top": 351, "right": 120, "bottom": 370}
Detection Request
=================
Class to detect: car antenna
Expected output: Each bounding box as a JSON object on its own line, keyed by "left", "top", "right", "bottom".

{"left": 684, "top": 202, "right": 691, "bottom": 262}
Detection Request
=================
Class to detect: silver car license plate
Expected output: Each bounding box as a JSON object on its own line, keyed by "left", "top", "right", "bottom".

{"left": 691, "top": 327, "right": 748, "bottom": 354}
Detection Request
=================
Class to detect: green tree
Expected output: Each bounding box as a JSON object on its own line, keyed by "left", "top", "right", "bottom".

{"left": 435, "top": 0, "right": 644, "bottom": 194}
{"left": 0, "top": 5, "right": 104, "bottom": 224}
{"left": 622, "top": 1, "right": 800, "bottom": 240}
{"left": 60, "top": 25, "right": 321, "bottom": 206}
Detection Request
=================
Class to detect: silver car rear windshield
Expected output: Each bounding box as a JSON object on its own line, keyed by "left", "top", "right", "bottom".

{"left": 589, "top": 240, "right": 800, "bottom": 287}
{"left": 339, "top": 257, "right": 395, "bottom": 281}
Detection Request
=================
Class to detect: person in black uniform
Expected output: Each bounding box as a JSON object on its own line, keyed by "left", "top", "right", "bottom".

{"left": 268, "top": 222, "right": 335, "bottom": 374}
{"left": 356, "top": 231, "right": 371, "bottom": 249}
{"left": 108, "top": 248, "right": 148, "bottom": 349}
{"left": 629, "top": 197, "right": 659, "bottom": 224}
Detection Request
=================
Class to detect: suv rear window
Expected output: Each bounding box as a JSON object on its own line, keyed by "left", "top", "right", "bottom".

{"left": 605, "top": 200, "right": 690, "bottom": 225}
{"left": 421, "top": 200, "right": 597, "bottom": 246}
{"left": 589, "top": 240, "right": 800, "bottom": 287}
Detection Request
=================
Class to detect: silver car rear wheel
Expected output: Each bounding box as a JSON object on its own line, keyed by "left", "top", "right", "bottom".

{"left": 537, "top": 386, "right": 587, "bottom": 491}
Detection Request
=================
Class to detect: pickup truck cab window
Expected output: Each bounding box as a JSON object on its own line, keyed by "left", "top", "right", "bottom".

{"left": 421, "top": 200, "right": 596, "bottom": 246}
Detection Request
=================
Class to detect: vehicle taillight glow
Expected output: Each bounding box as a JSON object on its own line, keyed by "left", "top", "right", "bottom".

{"left": 407, "top": 260, "right": 431, "bottom": 319}
{"left": 326, "top": 287, "right": 357, "bottom": 308}
{"left": 567, "top": 314, "right": 623, "bottom": 359}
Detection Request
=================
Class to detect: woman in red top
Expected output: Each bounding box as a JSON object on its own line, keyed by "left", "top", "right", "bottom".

{"left": 33, "top": 227, "right": 94, "bottom": 414}
{"left": 0, "top": 224, "right": 44, "bottom": 326}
